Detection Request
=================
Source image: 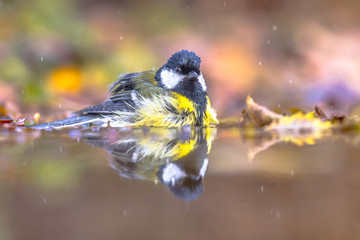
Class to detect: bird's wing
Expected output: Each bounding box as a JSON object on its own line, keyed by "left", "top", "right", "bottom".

{"left": 74, "top": 70, "right": 168, "bottom": 116}
{"left": 107, "top": 70, "right": 158, "bottom": 95}
{"left": 73, "top": 90, "right": 134, "bottom": 115}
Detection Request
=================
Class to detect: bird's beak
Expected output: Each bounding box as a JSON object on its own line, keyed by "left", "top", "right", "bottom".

{"left": 187, "top": 71, "right": 198, "bottom": 79}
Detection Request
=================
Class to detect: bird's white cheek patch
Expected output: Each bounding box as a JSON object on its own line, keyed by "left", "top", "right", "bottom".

{"left": 198, "top": 73, "right": 207, "bottom": 92}
{"left": 162, "top": 163, "right": 186, "bottom": 183}
{"left": 160, "top": 69, "right": 182, "bottom": 89}
{"left": 199, "top": 158, "right": 208, "bottom": 177}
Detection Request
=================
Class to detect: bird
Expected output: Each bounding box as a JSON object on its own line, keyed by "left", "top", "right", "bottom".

{"left": 31, "top": 50, "right": 218, "bottom": 129}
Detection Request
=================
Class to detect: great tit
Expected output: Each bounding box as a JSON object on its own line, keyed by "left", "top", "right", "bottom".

{"left": 77, "top": 127, "right": 215, "bottom": 200}
{"left": 32, "top": 50, "right": 218, "bottom": 129}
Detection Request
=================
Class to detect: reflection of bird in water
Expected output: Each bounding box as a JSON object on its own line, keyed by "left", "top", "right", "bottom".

{"left": 79, "top": 127, "right": 216, "bottom": 201}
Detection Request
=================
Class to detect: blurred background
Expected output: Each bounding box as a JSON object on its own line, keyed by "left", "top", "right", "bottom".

{"left": 1, "top": 0, "right": 360, "bottom": 119}
{"left": 2, "top": 2, "right": 360, "bottom": 239}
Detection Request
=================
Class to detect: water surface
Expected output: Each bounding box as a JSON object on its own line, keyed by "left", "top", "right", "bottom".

{"left": 0, "top": 128, "right": 359, "bottom": 240}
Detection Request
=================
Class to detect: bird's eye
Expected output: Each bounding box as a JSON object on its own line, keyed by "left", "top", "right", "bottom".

{"left": 175, "top": 67, "right": 181, "bottom": 74}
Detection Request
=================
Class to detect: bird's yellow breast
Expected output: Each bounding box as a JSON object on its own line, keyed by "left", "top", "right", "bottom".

{"left": 169, "top": 93, "right": 218, "bottom": 126}
{"left": 204, "top": 96, "right": 219, "bottom": 126}
{"left": 172, "top": 93, "right": 196, "bottom": 113}
{"left": 113, "top": 92, "right": 218, "bottom": 127}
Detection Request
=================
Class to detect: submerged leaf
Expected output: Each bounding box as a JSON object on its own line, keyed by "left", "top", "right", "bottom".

{"left": 242, "top": 95, "right": 282, "bottom": 127}
{"left": 243, "top": 96, "right": 332, "bottom": 132}
{"left": 266, "top": 111, "right": 332, "bottom": 132}
{"left": 242, "top": 96, "right": 333, "bottom": 159}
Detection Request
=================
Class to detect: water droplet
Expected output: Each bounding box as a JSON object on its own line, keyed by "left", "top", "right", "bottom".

{"left": 40, "top": 57, "right": 43, "bottom": 61}
{"left": 289, "top": 79, "right": 293, "bottom": 84}
{"left": 152, "top": 66, "right": 156, "bottom": 71}
{"left": 260, "top": 185, "right": 264, "bottom": 192}
{"left": 120, "top": 36, "right": 123, "bottom": 40}
{"left": 258, "top": 61, "right": 262, "bottom": 66}
{"left": 267, "top": 40, "right": 270, "bottom": 44}
{"left": 43, "top": 197, "right": 47, "bottom": 204}
{"left": 272, "top": 25, "right": 277, "bottom": 31}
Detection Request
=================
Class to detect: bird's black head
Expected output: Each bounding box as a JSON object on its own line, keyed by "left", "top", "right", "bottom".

{"left": 157, "top": 162, "right": 206, "bottom": 201}
{"left": 166, "top": 50, "right": 201, "bottom": 73}
{"left": 155, "top": 50, "right": 207, "bottom": 97}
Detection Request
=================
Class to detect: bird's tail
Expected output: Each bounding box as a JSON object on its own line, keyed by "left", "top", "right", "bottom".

{"left": 29, "top": 115, "right": 107, "bottom": 130}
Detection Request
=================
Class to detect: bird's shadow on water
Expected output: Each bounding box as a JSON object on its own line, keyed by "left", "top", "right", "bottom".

{"left": 70, "top": 127, "right": 216, "bottom": 201}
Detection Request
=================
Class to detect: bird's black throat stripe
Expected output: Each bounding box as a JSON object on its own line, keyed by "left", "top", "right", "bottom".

{"left": 172, "top": 80, "right": 207, "bottom": 126}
